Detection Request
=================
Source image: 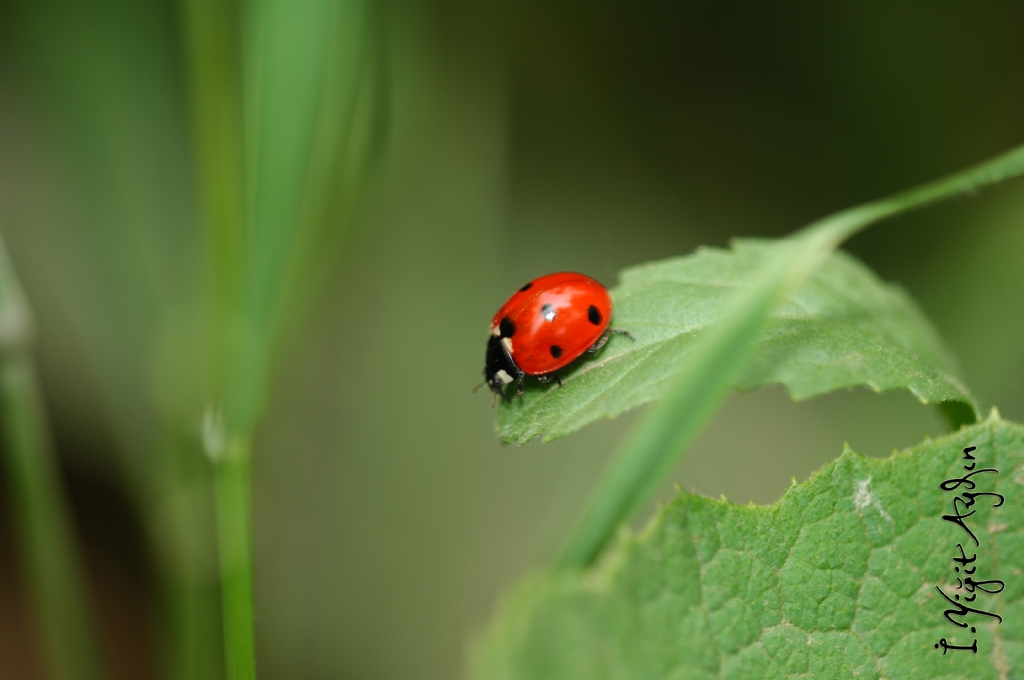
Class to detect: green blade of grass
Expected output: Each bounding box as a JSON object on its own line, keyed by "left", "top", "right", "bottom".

{"left": 178, "top": 0, "right": 245, "bottom": 399}
{"left": 226, "top": 0, "right": 335, "bottom": 435}
{"left": 558, "top": 142, "right": 1024, "bottom": 570}
{"left": 182, "top": 1, "right": 378, "bottom": 677}
{"left": 178, "top": 2, "right": 248, "bottom": 677}
{"left": 1, "top": 359, "right": 106, "bottom": 680}
{"left": 273, "top": 0, "right": 388, "bottom": 344}
{"left": 213, "top": 438, "right": 254, "bottom": 680}
{"left": 151, "top": 431, "right": 223, "bottom": 680}
{"left": 0, "top": 233, "right": 107, "bottom": 680}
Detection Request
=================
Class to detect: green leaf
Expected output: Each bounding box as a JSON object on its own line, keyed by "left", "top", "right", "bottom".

{"left": 472, "top": 414, "right": 1021, "bottom": 680}
{"left": 498, "top": 240, "right": 979, "bottom": 444}
{"left": 553, "top": 140, "right": 1024, "bottom": 570}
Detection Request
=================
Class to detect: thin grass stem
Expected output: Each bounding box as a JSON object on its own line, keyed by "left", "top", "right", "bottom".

{"left": 213, "top": 438, "right": 255, "bottom": 680}
{"left": 0, "top": 233, "right": 106, "bottom": 680}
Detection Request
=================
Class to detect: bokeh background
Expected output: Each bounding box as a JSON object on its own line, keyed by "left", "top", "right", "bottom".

{"left": 2, "top": 2, "right": 1024, "bottom": 679}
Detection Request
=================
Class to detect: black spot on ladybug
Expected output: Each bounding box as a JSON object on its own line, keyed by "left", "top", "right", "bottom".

{"left": 588, "top": 305, "right": 602, "bottom": 325}
{"left": 550, "top": 345, "right": 563, "bottom": 359}
{"left": 519, "top": 282, "right": 533, "bottom": 292}
{"left": 541, "top": 304, "right": 557, "bottom": 322}
{"left": 499, "top": 317, "right": 516, "bottom": 338}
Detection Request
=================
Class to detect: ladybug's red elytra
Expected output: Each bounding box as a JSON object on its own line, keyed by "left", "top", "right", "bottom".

{"left": 484, "top": 272, "right": 633, "bottom": 401}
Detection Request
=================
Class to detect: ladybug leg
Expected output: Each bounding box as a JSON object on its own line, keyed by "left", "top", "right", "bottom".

{"left": 514, "top": 372, "right": 525, "bottom": 396}
{"left": 536, "top": 373, "right": 563, "bottom": 387}
{"left": 611, "top": 328, "right": 635, "bottom": 341}
{"left": 588, "top": 328, "right": 635, "bottom": 354}
{"left": 588, "top": 331, "right": 611, "bottom": 353}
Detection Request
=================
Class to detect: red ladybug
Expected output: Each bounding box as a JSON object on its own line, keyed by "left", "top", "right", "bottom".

{"left": 484, "top": 272, "right": 632, "bottom": 401}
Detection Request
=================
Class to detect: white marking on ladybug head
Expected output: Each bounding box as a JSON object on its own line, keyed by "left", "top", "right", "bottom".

{"left": 496, "top": 369, "right": 514, "bottom": 385}
{"left": 489, "top": 324, "right": 500, "bottom": 336}
{"left": 501, "top": 337, "right": 513, "bottom": 354}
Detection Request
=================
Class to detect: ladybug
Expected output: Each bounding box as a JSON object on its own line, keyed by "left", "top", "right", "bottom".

{"left": 484, "top": 272, "right": 633, "bottom": 402}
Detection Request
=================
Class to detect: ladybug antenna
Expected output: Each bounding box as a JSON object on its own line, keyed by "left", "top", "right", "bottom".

{"left": 472, "top": 381, "right": 487, "bottom": 394}
{"left": 490, "top": 391, "right": 498, "bottom": 409}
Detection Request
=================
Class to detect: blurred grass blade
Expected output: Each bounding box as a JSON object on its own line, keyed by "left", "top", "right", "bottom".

{"left": 0, "top": 232, "right": 106, "bottom": 680}
{"left": 227, "top": 0, "right": 336, "bottom": 434}
{"left": 179, "top": 1, "right": 258, "bottom": 677}
{"left": 213, "top": 439, "right": 255, "bottom": 680}
{"left": 558, "top": 141, "right": 1024, "bottom": 570}
{"left": 178, "top": 1, "right": 246, "bottom": 678}
{"left": 152, "top": 433, "right": 223, "bottom": 680}
{"left": 179, "top": 0, "right": 245, "bottom": 398}
{"left": 183, "top": 0, "right": 380, "bottom": 677}
{"left": 231, "top": 0, "right": 384, "bottom": 423}
{"left": 1, "top": 360, "right": 106, "bottom": 680}
{"left": 276, "top": 0, "right": 389, "bottom": 339}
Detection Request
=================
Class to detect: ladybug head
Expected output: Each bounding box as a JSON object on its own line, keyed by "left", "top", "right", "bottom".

{"left": 484, "top": 333, "right": 522, "bottom": 402}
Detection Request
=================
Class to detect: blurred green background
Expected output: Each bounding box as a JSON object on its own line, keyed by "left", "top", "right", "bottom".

{"left": 1, "top": 2, "right": 1024, "bottom": 679}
